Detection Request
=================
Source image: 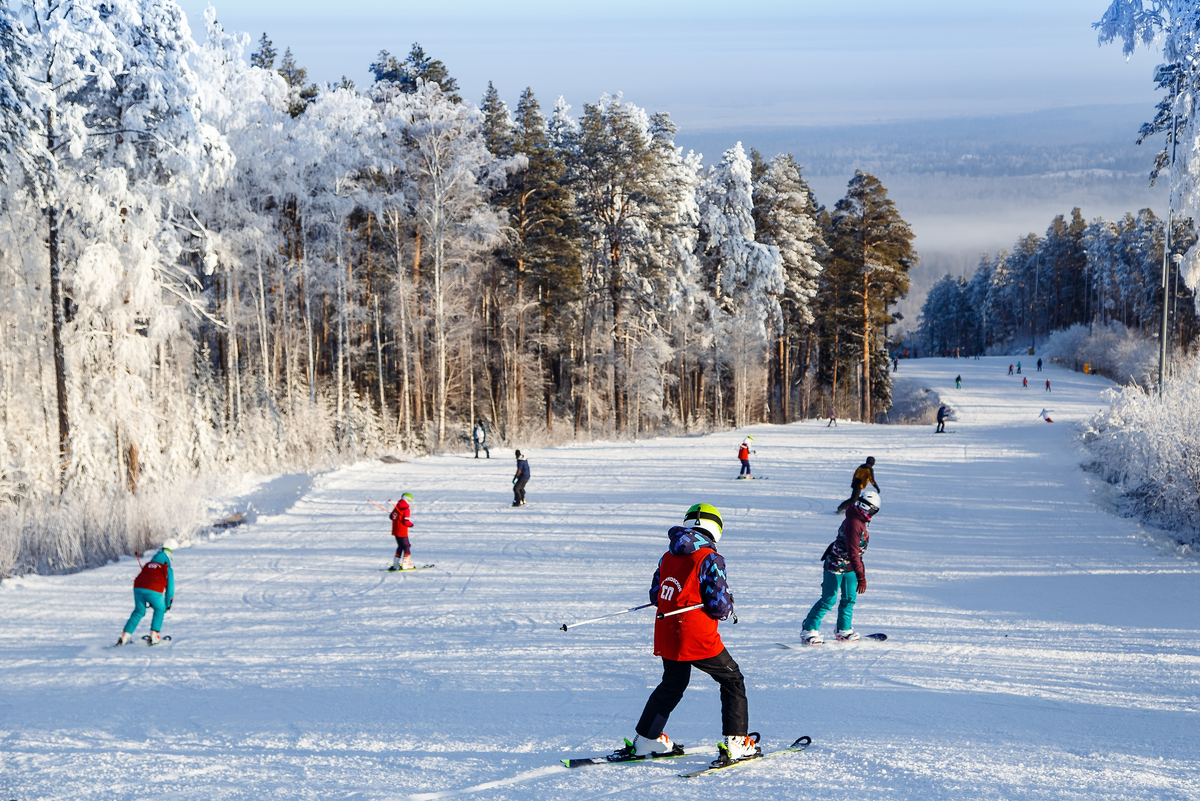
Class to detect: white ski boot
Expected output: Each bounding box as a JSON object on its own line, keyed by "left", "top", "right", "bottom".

{"left": 115, "top": 632, "right": 132, "bottom": 646}
{"left": 148, "top": 631, "right": 162, "bottom": 645}
{"left": 836, "top": 629, "right": 860, "bottom": 641}
{"left": 719, "top": 734, "right": 761, "bottom": 762}
{"left": 388, "top": 556, "right": 402, "bottom": 572}
{"left": 800, "top": 629, "right": 824, "bottom": 645}
{"left": 631, "top": 733, "right": 676, "bottom": 756}
{"left": 401, "top": 555, "right": 414, "bottom": 570}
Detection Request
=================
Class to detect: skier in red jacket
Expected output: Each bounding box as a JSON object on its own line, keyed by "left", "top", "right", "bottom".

{"left": 388, "top": 493, "right": 415, "bottom": 571}
{"left": 736, "top": 436, "right": 754, "bottom": 479}
{"left": 627, "top": 503, "right": 760, "bottom": 765}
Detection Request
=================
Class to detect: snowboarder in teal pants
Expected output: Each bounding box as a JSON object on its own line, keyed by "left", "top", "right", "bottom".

{"left": 116, "top": 539, "right": 177, "bottom": 646}
{"left": 801, "top": 492, "right": 879, "bottom": 644}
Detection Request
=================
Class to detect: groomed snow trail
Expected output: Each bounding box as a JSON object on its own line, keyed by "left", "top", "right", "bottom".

{"left": 3, "top": 357, "right": 1199, "bottom": 800}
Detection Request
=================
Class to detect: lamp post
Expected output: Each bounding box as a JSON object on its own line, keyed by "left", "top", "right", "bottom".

{"left": 1030, "top": 255, "right": 1039, "bottom": 353}
{"left": 1156, "top": 63, "right": 1182, "bottom": 395}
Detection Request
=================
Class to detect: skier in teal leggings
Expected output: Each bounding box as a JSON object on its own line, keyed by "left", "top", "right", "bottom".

{"left": 801, "top": 492, "right": 879, "bottom": 644}
{"left": 116, "top": 539, "right": 177, "bottom": 646}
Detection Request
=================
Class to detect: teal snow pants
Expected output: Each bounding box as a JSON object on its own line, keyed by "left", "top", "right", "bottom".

{"left": 123, "top": 588, "right": 167, "bottom": 634}
{"left": 802, "top": 569, "right": 858, "bottom": 632}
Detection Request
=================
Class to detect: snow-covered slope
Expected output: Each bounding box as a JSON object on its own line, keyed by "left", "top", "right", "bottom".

{"left": 3, "top": 357, "right": 1198, "bottom": 800}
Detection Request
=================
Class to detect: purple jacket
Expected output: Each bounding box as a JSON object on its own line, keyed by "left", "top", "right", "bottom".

{"left": 650, "top": 526, "right": 734, "bottom": 621}
{"left": 823, "top": 504, "right": 871, "bottom": 581}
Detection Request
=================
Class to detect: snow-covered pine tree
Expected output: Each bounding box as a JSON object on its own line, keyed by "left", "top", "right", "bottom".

{"left": 752, "top": 151, "right": 822, "bottom": 421}
{"left": 825, "top": 171, "right": 914, "bottom": 422}
{"left": 697, "top": 142, "right": 783, "bottom": 426}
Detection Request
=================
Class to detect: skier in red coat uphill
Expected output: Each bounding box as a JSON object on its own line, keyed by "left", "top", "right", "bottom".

{"left": 629, "top": 503, "right": 760, "bottom": 763}
{"left": 388, "top": 493, "right": 415, "bottom": 571}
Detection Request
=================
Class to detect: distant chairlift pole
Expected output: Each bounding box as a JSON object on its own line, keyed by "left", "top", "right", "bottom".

{"left": 1157, "top": 63, "right": 1182, "bottom": 396}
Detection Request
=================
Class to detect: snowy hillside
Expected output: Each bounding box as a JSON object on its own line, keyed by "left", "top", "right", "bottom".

{"left": 2, "top": 357, "right": 1199, "bottom": 800}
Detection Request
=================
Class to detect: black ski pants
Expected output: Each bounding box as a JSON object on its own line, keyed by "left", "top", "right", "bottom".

{"left": 636, "top": 648, "right": 748, "bottom": 738}
{"left": 513, "top": 477, "right": 528, "bottom": 504}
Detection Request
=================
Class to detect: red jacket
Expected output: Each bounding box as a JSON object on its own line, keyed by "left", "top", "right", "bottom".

{"left": 737, "top": 444, "right": 749, "bottom": 460}
{"left": 654, "top": 548, "right": 724, "bottom": 661}
{"left": 390, "top": 500, "right": 413, "bottom": 538}
{"left": 133, "top": 560, "right": 170, "bottom": 593}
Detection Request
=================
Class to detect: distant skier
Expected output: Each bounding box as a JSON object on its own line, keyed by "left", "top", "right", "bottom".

{"left": 1008, "top": 364, "right": 1014, "bottom": 375}
{"left": 935, "top": 404, "right": 947, "bottom": 433}
{"left": 473, "top": 420, "right": 490, "bottom": 459}
{"left": 736, "top": 436, "right": 754, "bottom": 479}
{"left": 1023, "top": 377, "right": 1028, "bottom": 389}
{"left": 1037, "top": 358, "right": 1043, "bottom": 372}
{"left": 1040, "top": 408, "right": 1054, "bottom": 423}
{"left": 826, "top": 407, "right": 837, "bottom": 427}
{"left": 1017, "top": 361, "right": 1022, "bottom": 374}
{"left": 837, "top": 457, "right": 880, "bottom": 512}
{"left": 388, "top": 492, "right": 415, "bottom": 571}
{"left": 892, "top": 357, "right": 898, "bottom": 372}
{"left": 801, "top": 490, "right": 879, "bottom": 644}
{"left": 512, "top": 450, "right": 530, "bottom": 507}
{"left": 116, "top": 539, "right": 178, "bottom": 646}
{"left": 955, "top": 375, "right": 961, "bottom": 389}
{"left": 627, "top": 503, "right": 759, "bottom": 764}
{"left": 1045, "top": 379, "right": 1051, "bottom": 392}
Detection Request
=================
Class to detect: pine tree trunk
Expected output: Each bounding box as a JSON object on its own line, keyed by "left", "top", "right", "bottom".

{"left": 862, "top": 272, "right": 871, "bottom": 423}
{"left": 46, "top": 110, "right": 71, "bottom": 485}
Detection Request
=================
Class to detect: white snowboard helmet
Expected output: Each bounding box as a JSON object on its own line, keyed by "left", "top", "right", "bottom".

{"left": 161, "top": 538, "right": 180, "bottom": 553}
{"left": 855, "top": 491, "right": 881, "bottom": 516}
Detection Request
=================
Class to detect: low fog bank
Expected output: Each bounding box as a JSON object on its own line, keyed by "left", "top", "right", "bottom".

{"left": 678, "top": 104, "right": 1168, "bottom": 331}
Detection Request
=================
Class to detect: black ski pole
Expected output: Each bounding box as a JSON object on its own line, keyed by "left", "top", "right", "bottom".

{"left": 561, "top": 603, "right": 654, "bottom": 631}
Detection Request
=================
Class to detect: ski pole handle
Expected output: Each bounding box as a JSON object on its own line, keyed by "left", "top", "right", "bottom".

{"left": 657, "top": 603, "right": 704, "bottom": 620}
{"left": 561, "top": 603, "right": 654, "bottom": 631}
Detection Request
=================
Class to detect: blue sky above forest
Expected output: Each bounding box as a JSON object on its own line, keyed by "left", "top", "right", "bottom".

{"left": 180, "top": 0, "right": 1162, "bottom": 129}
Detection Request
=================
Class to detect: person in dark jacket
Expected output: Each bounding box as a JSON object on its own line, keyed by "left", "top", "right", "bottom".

{"left": 801, "top": 491, "right": 879, "bottom": 644}
{"left": 936, "top": 404, "right": 947, "bottom": 433}
{"left": 512, "top": 451, "right": 530, "bottom": 506}
{"left": 116, "top": 539, "right": 178, "bottom": 646}
{"left": 627, "top": 503, "right": 759, "bottom": 764}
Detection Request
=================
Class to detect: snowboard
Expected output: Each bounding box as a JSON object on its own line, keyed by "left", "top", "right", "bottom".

{"left": 776, "top": 633, "right": 887, "bottom": 648}
{"left": 380, "top": 564, "right": 436, "bottom": 572}
{"left": 679, "top": 735, "right": 811, "bottom": 778}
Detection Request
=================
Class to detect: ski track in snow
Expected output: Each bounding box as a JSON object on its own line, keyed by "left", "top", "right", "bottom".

{"left": 3, "top": 357, "right": 1200, "bottom": 800}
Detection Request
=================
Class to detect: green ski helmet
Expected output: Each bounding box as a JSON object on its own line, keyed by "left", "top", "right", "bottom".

{"left": 684, "top": 503, "right": 724, "bottom": 542}
{"left": 401, "top": 492, "right": 414, "bottom": 503}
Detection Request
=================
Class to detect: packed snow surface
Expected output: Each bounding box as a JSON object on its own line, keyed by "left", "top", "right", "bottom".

{"left": 3, "top": 357, "right": 1199, "bottom": 800}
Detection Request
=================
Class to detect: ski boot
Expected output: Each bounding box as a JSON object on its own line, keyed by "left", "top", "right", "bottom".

{"left": 388, "top": 557, "right": 402, "bottom": 572}
{"left": 800, "top": 629, "right": 824, "bottom": 645}
{"left": 631, "top": 733, "right": 676, "bottom": 757}
{"left": 717, "top": 733, "right": 761, "bottom": 764}
{"left": 401, "top": 555, "right": 414, "bottom": 570}
{"left": 836, "top": 629, "right": 860, "bottom": 642}
{"left": 115, "top": 632, "right": 132, "bottom": 646}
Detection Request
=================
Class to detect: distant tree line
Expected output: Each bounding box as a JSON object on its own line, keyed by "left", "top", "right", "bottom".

{"left": 913, "top": 208, "right": 1197, "bottom": 357}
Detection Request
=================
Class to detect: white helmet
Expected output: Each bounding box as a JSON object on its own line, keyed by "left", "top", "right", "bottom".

{"left": 161, "top": 538, "right": 180, "bottom": 553}
{"left": 855, "top": 491, "right": 880, "bottom": 516}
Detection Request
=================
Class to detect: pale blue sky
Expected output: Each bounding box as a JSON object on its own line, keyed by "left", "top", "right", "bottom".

{"left": 179, "top": 0, "right": 1160, "bottom": 129}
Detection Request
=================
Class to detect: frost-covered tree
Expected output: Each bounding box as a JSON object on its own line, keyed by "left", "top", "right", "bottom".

{"left": 697, "top": 142, "right": 783, "bottom": 425}
{"left": 1096, "top": 1, "right": 1200, "bottom": 296}
{"left": 382, "top": 81, "right": 502, "bottom": 449}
